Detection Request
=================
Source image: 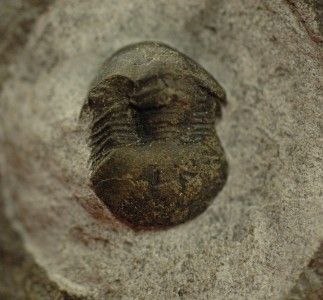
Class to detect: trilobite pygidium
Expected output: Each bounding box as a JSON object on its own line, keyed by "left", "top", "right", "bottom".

{"left": 83, "top": 41, "right": 228, "bottom": 228}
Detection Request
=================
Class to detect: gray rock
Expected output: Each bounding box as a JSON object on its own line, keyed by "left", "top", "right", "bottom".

{"left": 0, "top": 1, "right": 322, "bottom": 299}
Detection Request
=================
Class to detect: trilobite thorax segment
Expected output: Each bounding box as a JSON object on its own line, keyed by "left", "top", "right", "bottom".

{"left": 83, "top": 42, "right": 228, "bottom": 228}
{"left": 88, "top": 77, "right": 138, "bottom": 168}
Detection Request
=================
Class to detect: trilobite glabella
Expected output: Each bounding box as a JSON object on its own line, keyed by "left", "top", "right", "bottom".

{"left": 82, "top": 41, "right": 228, "bottom": 228}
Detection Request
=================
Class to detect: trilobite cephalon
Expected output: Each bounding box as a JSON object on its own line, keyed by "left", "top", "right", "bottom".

{"left": 82, "top": 41, "right": 228, "bottom": 228}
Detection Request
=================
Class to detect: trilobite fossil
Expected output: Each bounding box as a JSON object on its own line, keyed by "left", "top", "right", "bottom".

{"left": 82, "top": 41, "right": 228, "bottom": 228}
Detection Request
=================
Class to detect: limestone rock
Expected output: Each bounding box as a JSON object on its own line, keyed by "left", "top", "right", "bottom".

{"left": 0, "top": 1, "right": 322, "bottom": 299}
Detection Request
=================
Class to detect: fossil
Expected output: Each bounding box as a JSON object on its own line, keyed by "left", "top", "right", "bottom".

{"left": 82, "top": 41, "right": 228, "bottom": 228}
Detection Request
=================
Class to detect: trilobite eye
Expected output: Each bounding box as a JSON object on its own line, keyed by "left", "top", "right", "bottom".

{"left": 82, "top": 41, "right": 228, "bottom": 229}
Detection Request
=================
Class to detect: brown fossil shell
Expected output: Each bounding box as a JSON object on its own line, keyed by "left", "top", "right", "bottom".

{"left": 82, "top": 41, "right": 228, "bottom": 228}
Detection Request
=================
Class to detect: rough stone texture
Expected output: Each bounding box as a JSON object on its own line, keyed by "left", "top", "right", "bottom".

{"left": 288, "top": 242, "right": 323, "bottom": 299}
{"left": 0, "top": 1, "right": 72, "bottom": 299}
{"left": 0, "top": 203, "right": 83, "bottom": 300}
{"left": 0, "top": 0, "right": 53, "bottom": 89}
{"left": 0, "top": 0, "right": 322, "bottom": 299}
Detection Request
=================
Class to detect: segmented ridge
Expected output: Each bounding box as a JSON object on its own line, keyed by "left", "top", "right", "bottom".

{"left": 89, "top": 94, "right": 139, "bottom": 168}
{"left": 137, "top": 109, "right": 182, "bottom": 140}
{"left": 188, "top": 110, "right": 215, "bottom": 141}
